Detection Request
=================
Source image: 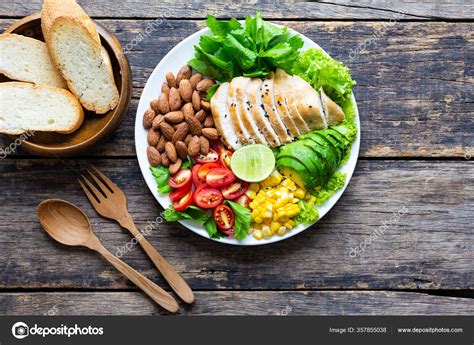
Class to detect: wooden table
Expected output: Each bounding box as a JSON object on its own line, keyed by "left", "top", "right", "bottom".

{"left": 0, "top": 1, "right": 473, "bottom": 316}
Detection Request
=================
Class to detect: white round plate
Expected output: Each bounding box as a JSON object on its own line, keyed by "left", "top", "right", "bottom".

{"left": 135, "top": 24, "right": 360, "bottom": 246}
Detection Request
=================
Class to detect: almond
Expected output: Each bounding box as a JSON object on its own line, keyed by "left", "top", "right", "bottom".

{"left": 150, "top": 99, "right": 160, "bottom": 113}
{"left": 203, "top": 115, "right": 214, "bottom": 128}
{"left": 143, "top": 108, "right": 155, "bottom": 129}
{"left": 196, "top": 78, "right": 215, "bottom": 92}
{"left": 194, "top": 109, "right": 207, "bottom": 123}
{"left": 164, "top": 111, "right": 184, "bottom": 124}
{"left": 188, "top": 135, "right": 201, "bottom": 157}
{"left": 165, "top": 142, "right": 178, "bottom": 163}
{"left": 202, "top": 127, "right": 219, "bottom": 141}
{"left": 152, "top": 114, "right": 165, "bottom": 129}
{"left": 192, "top": 91, "right": 201, "bottom": 112}
{"left": 200, "top": 100, "right": 211, "bottom": 111}
{"left": 182, "top": 102, "right": 194, "bottom": 118}
{"left": 169, "top": 158, "right": 182, "bottom": 175}
{"left": 176, "top": 141, "right": 188, "bottom": 159}
{"left": 168, "top": 87, "right": 182, "bottom": 111}
{"left": 157, "top": 93, "right": 170, "bottom": 114}
{"left": 189, "top": 73, "right": 203, "bottom": 89}
{"left": 200, "top": 136, "right": 209, "bottom": 155}
{"left": 147, "top": 146, "right": 161, "bottom": 167}
{"left": 176, "top": 65, "right": 192, "bottom": 84}
{"left": 161, "top": 83, "right": 170, "bottom": 95}
{"left": 166, "top": 72, "right": 176, "bottom": 88}
{"left": 159, "top": 122, "right": 175, "bottom": 140}
{"left": 179, "top": 79, "right": 193, "bottom": 103}
{"left": 172, "top": 122, "right": 189, "bottom": 143}
{"left": 156, "top": 135, "right": 167, "bottom": 153}
{"left": 147, "top": 128, "right": 160, "bottom": 146}
{"left": 161, "top": 152, "right": 170, "bottom": 167}
{"left": 184, "top": 134, "right": 193, "bottom": 146}
{"left": 185, "top": 114, "right": 203, "bottom": 136}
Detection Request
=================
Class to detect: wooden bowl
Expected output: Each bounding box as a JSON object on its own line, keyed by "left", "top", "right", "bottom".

{"left": 2, "top": 13, "right": 132, "bottom": 157}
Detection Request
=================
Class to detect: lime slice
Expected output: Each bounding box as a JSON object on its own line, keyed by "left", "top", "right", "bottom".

{"left": 230, "top": 144, "right": 276, "bottom": 182}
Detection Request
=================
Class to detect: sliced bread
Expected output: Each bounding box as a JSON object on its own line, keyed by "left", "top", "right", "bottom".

{"left": 41, "top": 0, "right": 119, "bottom": 114}
{"left": 0, "top": 82, "right": 84, "bottom": 135}
{"left": 0, "top": 34, "right": 66, "bottom": 88}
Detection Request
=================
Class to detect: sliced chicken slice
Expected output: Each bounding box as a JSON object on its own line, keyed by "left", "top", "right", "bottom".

{"left": 248, "top": 78, "right": 281, "bottom": 147}
{"left": 272, "top": 71, "right": 300, "bottom": 138}
{"left": 320, "top": 87, "right": 345, "bottom": 125}
{"left": 211, "top": 82, "right": 242, "bottom": 150}
{"left": 291, "top": 75, "right": 327, "bottom": 130}
{"left": 238, "top": 78, "right": 268, "bottom": 145}
{"left": 260, "top": 77, "right": 293, "bottom": 144}
{"left": 228, "top": 77, "right": 254, "bottom": 145}
{"left": 274, "top": 69, "right": 311, "bottom": 134}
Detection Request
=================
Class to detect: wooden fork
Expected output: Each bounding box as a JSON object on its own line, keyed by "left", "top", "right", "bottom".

{"left": 78, "top": 167, "right": 195, "bottom": 304}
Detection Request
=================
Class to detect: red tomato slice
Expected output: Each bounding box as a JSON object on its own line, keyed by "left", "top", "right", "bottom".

{"left": 194, "top": 185, "right": 223, "bottom": 209}
{"left": 206, "top": 168, "right": 235, "bottom": 188}
{"left": 214, "top": 205, "right": 235, "bottom": 233}
{"left": 213, "top": 141, "right": 226, "bottom": 154}
{"left": 222, "top": 181, "right": 249, "bottom": 200}
{"left": 173, "top": 190, "right": 194, "bottom": 212}
{"left": 235, "top": 194, "right": 250, "bottom": 208}
{"left": 194, "top": 149, "right": 219, "bottom": 164}
{"left": 168, "top": 168, "right": 192, "bottom": 189}
{"left": 192, "top": 164, "right": 205, "bottom": 187}
{"left": 219, "top": 149, "right": 233, "bottom": 169}
{"left": 169, "top": 183, "right": 192, "bottom": 202}
{"left": 197, "top": 162, "right": 220, "bottom": 183}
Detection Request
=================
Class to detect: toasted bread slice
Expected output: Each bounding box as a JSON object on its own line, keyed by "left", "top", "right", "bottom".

{"left": 211, "top": 82, "right": 242, "bottom": 150}
{"left": 0, "top": 34, "right": 66, "bottom": 88}
{"left": 320, "top": 87, "right": 345, "bottom": 125}
{"left": 247, "top": 78, "right": 280, "bottom": 147}
{"left": 239, "top": 79, "right": 268, "bottom": 145}
{"left": 260, "top": 77, "right": 292, "bottom": 144}
{"left": 46, "top": 17, "right": 119, "bottom": 114}
{"left": 0, "top": 82, "right": 84, "bottom": 135}
{"left": 228, "top": 77, "right": 254, "bottom": 145}
{"left": 272, "top": 70, "right": 300, "bottom": 138}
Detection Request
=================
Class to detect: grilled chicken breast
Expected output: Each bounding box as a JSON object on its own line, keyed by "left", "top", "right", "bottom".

{"left": 210, "top": 70, "right": 345, "bottom": 148}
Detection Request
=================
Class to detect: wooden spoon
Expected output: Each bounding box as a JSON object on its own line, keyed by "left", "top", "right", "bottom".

{"left": 37, "top": 199, "right": 179, "bottom": 313}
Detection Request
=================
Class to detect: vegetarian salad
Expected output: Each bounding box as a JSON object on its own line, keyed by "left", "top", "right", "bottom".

{"left": 143, "top": 12, "right": 357, "bottom": 241}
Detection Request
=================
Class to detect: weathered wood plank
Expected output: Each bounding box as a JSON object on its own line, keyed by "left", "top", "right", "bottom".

{"left": 1, "top": 19, "right": 472, "bottom": 158}
{"left": 1, "top": 291, "right": 472, "bottom": 315}
{"left": 0, "top": 0, "right": 472, "bottom": 20}
{"left": 0, "top": 159, "right": 472, "bottom": 290}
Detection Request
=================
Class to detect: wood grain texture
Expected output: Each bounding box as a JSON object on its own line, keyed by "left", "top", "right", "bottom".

{"left": 0, "top": 159, "right": 472, "bottom": 290}
{"left": 1, "top": 19, "right": 472, "bottom": 158}
{"left": 1, "top": 291, "right": 472, "bottom": 315}
{"left": 0, "top": 0, "right": 472, "bottom": 20}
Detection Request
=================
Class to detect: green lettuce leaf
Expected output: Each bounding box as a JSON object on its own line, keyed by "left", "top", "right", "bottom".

{"left": 295, "top": 200, "right": 319, "bottom": 224}
{"left": 150, "top": 166, "right": 171, "bottom": 194}
{"left": 204, "top": 217, "right": 226, "bottom": 239}
{"left": 224, "top": 200, "right": 252, "bottom": 240}
{"left": 315, "top": 172, "right": 347, "bottom": 206}
{"left": 162, "top": 205, "right": 210, "bottom": 224}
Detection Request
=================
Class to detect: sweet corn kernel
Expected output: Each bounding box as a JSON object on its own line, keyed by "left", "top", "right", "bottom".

{"left": 249, "top": 183, "right": 260, "bottom": 193}
{"left": 262, "top": 225, "right": 271, "bottom": 237}
{"left": 246, "top": 191, "right": 257, "bottom": 200}
{"left": 277, "top": 226, "right": 287, "bottom": 236}
{"left": 253, "top": 229, "right": 263, "bottom": 240}
{"left": 254, "top": 216, "right": 263, "bottom": 224}
{"left": 270, "top": 222, "right": 281, "bottom": 233}
{"left": 295, "top": 188, "right": 306, "bottom": 199}
{"left": 308, "top": 196, "right": 317, "bottom": 205}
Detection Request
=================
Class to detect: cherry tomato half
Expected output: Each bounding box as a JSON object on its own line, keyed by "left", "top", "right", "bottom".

{"left": 168, "top": 168, "right": 192, "bottom": 189}
{"left": 197, "top": 162, "right": 220, "bottom": 183}
{"left": 192, "top": 164, "right": 205, "bottom": 187}
{"left": 194, "top": 149, "right": 219, "bottom": 164}
{"left": 213, "top": 141, "right": 226, "bottom": 154}
{"left": 235, "top": 194, "right": 250, "bottom": 208}
{"left": 206, "top": 168, "right": 235, "bottom": 188}
{"left": 214, "top": 205, "right": 235, "bottom": 234}
{"left": 219, "top": 149, "right": 233, "bottom": 169}
{"left": 194, "top": 185, "right": 223, "bottom": 209}
{"left": 221, "top": 181, "right": 249, "bottom": 200}
{"left": 169, "top": 183, "right": 192, "bottom": 202}
{"left": 173, "top": 190, "right": 194, "bottom": 212}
